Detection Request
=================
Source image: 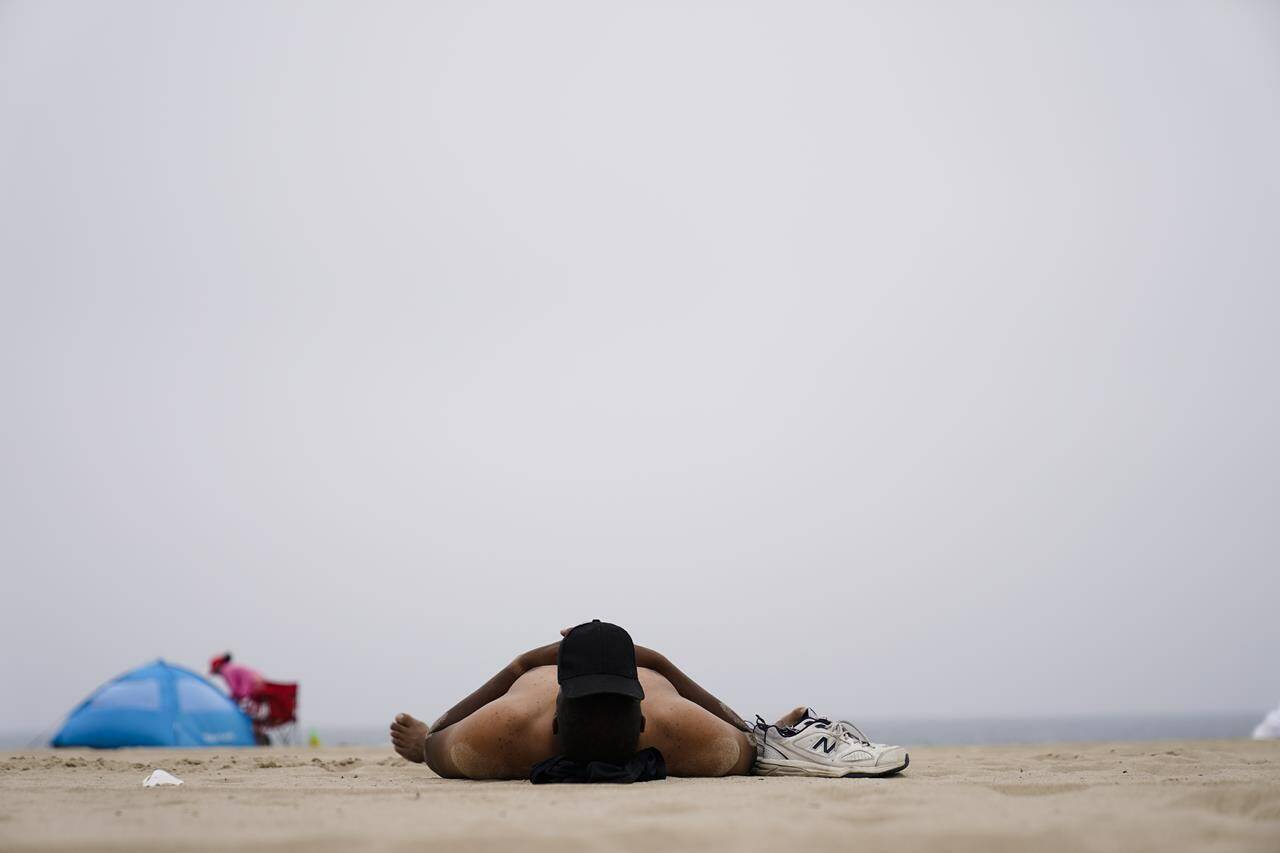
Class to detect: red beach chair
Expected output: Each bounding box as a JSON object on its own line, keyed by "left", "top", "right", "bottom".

{"left": 246, "top": 681, "right": 299, "bottom": 745}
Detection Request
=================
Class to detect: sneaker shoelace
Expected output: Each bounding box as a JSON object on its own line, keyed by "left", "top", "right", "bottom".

{"left": 799, "top": 710, "right": 873, "bottom": 746}
{"left": 755, "top": 711, "right": 873, "bottom": 747}
{"left": 829, "top": 719, "right": 873, "bottom": 746}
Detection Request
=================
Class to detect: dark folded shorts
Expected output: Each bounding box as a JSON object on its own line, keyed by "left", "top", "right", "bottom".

{"left": 529, "top": 747, "right": 666, "bottom": 784}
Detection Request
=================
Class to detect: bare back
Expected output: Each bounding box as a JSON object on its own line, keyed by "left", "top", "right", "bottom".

{"left": 424, "top": 666, "right": 752, "bottom": 779}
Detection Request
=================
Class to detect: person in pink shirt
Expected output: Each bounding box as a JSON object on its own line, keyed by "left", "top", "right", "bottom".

{"left": 209, "top": 653, "right": 264, "bottom": 703}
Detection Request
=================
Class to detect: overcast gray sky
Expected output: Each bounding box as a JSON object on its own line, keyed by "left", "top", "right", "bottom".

{"left": 2, "top": 1, "right": 1278, "bottom": 733}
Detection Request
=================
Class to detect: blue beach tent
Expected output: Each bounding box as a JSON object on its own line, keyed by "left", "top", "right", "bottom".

{"left": 52, "top": 659, "right": 256, "bottom": 748}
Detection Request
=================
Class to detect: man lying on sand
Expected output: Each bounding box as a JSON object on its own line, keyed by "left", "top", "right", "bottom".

{"left": 390, "top": 620, "right": 908, "bottom": 781}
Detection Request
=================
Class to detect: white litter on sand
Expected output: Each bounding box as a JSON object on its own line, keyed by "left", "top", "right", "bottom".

{"left": 142, "top": 769, "right": 184, "bottom": 787}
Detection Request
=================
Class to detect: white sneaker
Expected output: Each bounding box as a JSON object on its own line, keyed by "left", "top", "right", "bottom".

{"left": 750, "top": 709, "right": 909, "bottom": 778}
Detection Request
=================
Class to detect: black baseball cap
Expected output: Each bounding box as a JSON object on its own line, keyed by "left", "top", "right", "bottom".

{"left": 557, "top": 620, "right": 645, "bottom": 701}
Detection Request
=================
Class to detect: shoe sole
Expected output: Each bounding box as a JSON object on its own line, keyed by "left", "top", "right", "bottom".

{"left": 754, "top": 753, "right": 909, "bottom": 779}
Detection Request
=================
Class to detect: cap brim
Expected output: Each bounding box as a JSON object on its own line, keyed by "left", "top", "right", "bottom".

{"left": 560, "top": 673, "right": 645, "bottom": 700}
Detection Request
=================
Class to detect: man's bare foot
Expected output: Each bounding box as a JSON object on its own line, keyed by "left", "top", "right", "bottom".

{"left": 390, "top": 713, "right": 430, "bottom": 763}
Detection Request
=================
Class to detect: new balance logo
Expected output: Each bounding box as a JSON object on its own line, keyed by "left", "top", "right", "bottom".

{"left": 812, "top": 737, "right": 836, "bottom": 754}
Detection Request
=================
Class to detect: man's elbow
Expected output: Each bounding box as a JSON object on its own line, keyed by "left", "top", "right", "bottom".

{"left": 638, "top": 648, "right": 670, "bottom": 673}
{"left": 508, "top": 656, "right": 531, "bottom": 678}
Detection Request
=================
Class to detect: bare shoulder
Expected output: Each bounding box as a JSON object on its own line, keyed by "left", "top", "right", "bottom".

{"left": 509, "top": 664, "right": 558, "bottom": 693}
{"left": 513, "top": 664, "right": 676, "bottom": 695}
{"left": 638, "top": 667, "right": 677, "bottom": 694}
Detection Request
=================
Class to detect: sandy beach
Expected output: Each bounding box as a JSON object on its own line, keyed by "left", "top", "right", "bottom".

{"left": 2, "top": 739, "right": 1277, "bottom": 851}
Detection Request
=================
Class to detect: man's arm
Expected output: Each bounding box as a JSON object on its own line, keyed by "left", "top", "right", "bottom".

{"left": 427, "top": 641, "right": 560, "bottom": 732}
{"left": 518, "top": 636, "right": 749, "bottom": 731}
{"left": 634, "top": 646, "right": 749, "bottom": 731}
